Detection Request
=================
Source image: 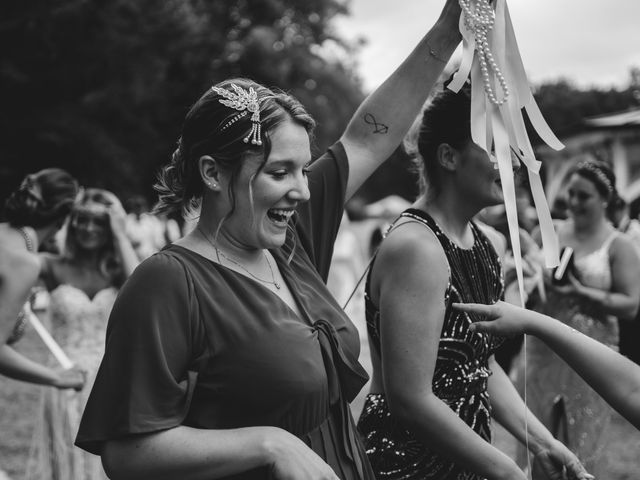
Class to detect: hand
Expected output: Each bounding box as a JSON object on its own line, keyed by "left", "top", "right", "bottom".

{"left": 453, "top": 300, "right": 533, "bottom": 337}
{"left": 548, "top": 272, "right": 582, "bottom": 296}
{"left": 532, "top": 439, "right": 593, "bottom": 480}
{"left": 101, "top": 191, "right": 128, "bottom": 236}
{"left": 53, "top": 366, "right": 86, "bottom": 391}
{"left": 265, "top": 429, "right": 340, "bottom": 480}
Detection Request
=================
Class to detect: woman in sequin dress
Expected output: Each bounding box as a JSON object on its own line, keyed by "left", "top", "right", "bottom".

{"left": 524, "top": 161, "right": 640, "bottom": 479}
{"left": 26, "top": 188, "right": 139, "bottom": 480}
{"left": 357, "top": 82, "right": 589, "bottom": 480}
{"left": 0, "top": 169, "right": 84, "bottom": 390}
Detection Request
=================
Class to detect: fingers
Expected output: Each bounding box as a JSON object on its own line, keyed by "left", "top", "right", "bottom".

{"left": 565, "top": 458, "right": 594, "bottom": 480}
{"left": 451, "top": 302, "right": 492, "bottom": 315}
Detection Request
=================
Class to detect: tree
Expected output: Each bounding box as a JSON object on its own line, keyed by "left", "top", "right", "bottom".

{"left": 0, "top": 0, "right": 364, "bottom": 207}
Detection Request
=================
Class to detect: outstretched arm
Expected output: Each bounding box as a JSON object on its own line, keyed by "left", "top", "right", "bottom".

{"left": 454, "top": 301, "right": 640, "bottom": 430}
{"left": 341, "top": 0, "right": 461, "bottom": 200}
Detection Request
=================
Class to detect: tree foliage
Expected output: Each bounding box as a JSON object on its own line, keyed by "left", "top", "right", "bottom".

{"left": 0, "top": 0, "right": 364, "bottom": 204}
{"left": 532, "top": 73, "right": 640, "bottom": 136}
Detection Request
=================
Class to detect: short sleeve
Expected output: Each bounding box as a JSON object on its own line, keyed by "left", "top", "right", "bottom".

{"left": 76, "top": 252, "right": 203, "bottom": 455}
{"left": 295, "top": 142, "right": 349, "bottom": 281}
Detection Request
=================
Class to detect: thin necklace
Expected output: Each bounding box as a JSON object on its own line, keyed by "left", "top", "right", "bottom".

{"left": 197, "top": 226, "right": 281, "bottom": 290}
{"left": 18, "top": 226, "right": 36, "bottom": 252}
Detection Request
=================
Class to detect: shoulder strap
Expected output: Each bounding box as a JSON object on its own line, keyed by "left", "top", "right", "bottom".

{"left": 341, "top": 214, "right": 442, "bottom": 310}
{"left": 602, "top": 231, "right": 620, "bottom": 252}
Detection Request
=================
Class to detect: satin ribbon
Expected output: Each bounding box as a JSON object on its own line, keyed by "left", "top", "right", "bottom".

{"left": 449, "top": 0, "right": 562, "bottom": 305}
{"left": 314, "top": 319, "right": 369, "bottom": 478}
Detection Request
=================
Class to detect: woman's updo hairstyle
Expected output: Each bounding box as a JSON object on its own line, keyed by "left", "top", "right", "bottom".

{"left": 571, "top": 160, "right": 621, "bottom": 220}
{"left": 4, "top": 168, "right": 79, "bottom": 228}
{"left": 154, "top": 77, "right": 315, "bottom": 217}
{"left": 408, "top": 75, "right": 472, "bottom": 197}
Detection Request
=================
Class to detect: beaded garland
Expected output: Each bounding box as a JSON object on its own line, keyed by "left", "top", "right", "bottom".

{"left": 458, "top": 0, "right": 509, "bottom": 106}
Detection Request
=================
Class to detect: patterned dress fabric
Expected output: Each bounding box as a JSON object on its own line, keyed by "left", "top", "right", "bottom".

{"left": 358, "top": 209, "right": 505, "bottom": 480}
{"left": 25, "top": 285, "right": 115, "bottom": 480}
{"left": 525, "top": 230, "right": 619, "bottom": 478}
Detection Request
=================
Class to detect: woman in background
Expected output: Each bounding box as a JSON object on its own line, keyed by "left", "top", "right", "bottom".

{"left": 26, "top": 188, "right": 138, "bottom": 480}
{"left": 0, "top": 169, "right": 84, "bottom": 390}
{"left": 526, "top": 160, "right": 640, "bottom": 478}
{"left": 357, "top": 81, "right": 589, "bottom": 480}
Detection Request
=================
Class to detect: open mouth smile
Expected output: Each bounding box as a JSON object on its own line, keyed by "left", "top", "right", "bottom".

{"left": 267, "top": 208, "right": 294, "bottom": 224}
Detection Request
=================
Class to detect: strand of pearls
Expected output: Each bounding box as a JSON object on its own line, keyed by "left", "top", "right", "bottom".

{"left": 459, "top": 0, "right": 509, "bottom": 106}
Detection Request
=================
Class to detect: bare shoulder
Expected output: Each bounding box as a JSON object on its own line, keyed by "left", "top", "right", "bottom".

{"left": 373, "top": 219, "right": 450, "bottom": 288}
{"left": 610, "top": 232, "right": 640, "bottom": 262}
{"left": 0, "top": 246, "right": 40, "bottom": 287}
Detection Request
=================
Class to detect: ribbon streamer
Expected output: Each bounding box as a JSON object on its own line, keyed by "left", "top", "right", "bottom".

{"left": 449, "top": 0, "right": 562, "bottom": 305}
{"left": 24, "top": 302, "right": 74, "bottom": 369}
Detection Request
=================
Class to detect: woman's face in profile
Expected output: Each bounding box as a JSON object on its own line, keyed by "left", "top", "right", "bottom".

{"left": 566, "top": 173, "right": 605, "bottom": 225}
{"left": 71, "top": 204, "right": 111, "bottom": 250}
{"left": 218, "top": 119, "right": 311, "bottom": 250}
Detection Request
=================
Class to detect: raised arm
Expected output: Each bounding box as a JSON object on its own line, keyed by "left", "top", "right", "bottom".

{"left": 104, "top": 192, "right": 139, "bottom": 277}
{"left": 373, "top": 224, "right": 526, "bottom": 480}
{"left": 340, "top": 0, "right": 461, "bottom": 200}
{"left": 454, "top": 301, "right": 640, "bottom": 430}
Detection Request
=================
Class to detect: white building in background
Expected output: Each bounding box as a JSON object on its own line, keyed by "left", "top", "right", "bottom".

{"left": 537, "top": 107, "right": 640, "bottom": 216}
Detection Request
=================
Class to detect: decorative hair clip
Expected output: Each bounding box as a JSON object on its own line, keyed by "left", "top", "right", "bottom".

{"left": 212, "top": 84, "right": 262, "bottom": 146}
{"left": 577, "top": 161, "right": 613, "bottom": 193}
{"left": 19, "top": 175, "right": 44, "bottom": 203}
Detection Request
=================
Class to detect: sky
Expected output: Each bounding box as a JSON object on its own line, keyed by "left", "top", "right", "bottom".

{"left": 334, "top": 0, "right": 640, "bottom": 93}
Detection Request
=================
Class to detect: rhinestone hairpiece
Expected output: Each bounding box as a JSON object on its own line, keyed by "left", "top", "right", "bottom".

{"left": 20, "top": 175, "right": 44, "bottom": 203}
{"left": 212, "top": 84, "right": 262, "bottom": 146}
{"left": 577, "top": 161, "right": 613, "bottom": 194}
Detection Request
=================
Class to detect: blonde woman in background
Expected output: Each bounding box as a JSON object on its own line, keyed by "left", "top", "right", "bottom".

{"left": 26, "top": 188, "right": 138, "bottom": 480}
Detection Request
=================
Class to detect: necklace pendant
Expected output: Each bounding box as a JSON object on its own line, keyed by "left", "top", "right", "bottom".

{"left": 275, "top": 282, "right": 281, "bottom": 290}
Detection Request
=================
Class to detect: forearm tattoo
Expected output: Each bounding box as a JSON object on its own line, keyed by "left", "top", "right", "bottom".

{"left": 363, "top": 113, "right": 389, "bottom": 134}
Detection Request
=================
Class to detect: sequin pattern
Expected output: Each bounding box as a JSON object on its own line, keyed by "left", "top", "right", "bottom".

{"left": 358, "top": 209, "right": 504, "bottom": 480}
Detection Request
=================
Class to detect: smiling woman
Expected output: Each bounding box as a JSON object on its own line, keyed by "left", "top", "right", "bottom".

{"left": 523, "top": 160, "right": 640, "bottom": 478}
{"left": 72, "top": 2, "right": 469, "bottom": 478}
{"left": 26, "top": 188, "right": 139, "bottom": 480}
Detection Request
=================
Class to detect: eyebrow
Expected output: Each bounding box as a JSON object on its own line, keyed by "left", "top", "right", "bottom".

{"left": 266, "top": 158, "right": 310, "bottom": 168}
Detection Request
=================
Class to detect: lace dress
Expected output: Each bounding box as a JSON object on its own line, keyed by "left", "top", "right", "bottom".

{"left": 25, "top": 285, "right": 116, "bottom": 480}
{"left": 358, "top": 209, "right": 505, "bottom": 480}
{"left": 525, "top": 232, "right": 619, "bottom": 478}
